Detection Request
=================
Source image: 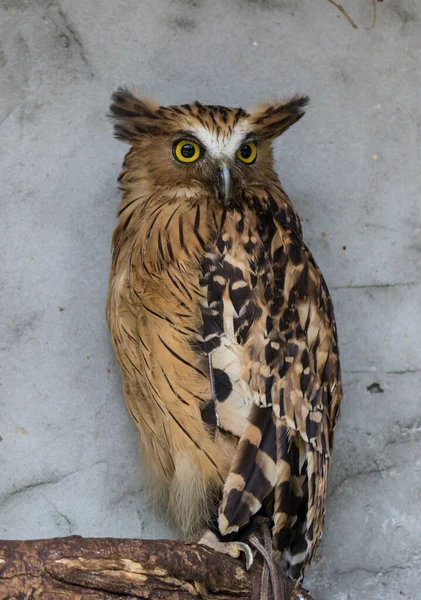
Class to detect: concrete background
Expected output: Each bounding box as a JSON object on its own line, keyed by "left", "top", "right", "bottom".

{"left": 1, "top": 1, "right": 420, "bottom": 598}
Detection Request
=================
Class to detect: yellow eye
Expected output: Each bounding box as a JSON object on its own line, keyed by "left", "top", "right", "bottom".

{"left": 237, "top": 141, "right": 257, "bottom": 164}
{"left": 173, "top": 140, "right": 201, "bottom": 163}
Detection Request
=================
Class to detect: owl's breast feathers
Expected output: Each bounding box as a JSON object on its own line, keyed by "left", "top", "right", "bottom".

{"left": 107, "top": 182, "right": 342, "bottom": 576}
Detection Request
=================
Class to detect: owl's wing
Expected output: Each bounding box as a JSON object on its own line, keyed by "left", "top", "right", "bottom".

{"left": 218, "top": 224, "right": 342, "bottom": 577}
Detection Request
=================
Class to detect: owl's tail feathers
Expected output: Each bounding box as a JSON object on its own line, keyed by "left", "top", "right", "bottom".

{"left": 272, "top": 421, "right": 293, "bottom": 556}
{"left": 218, "top": 404, "right": 278, "bottom": 538}
{"left": 218, "top": 404, "right": 325, "bottom": 580}
{"left": 282, "top": 443, "right": 329, "bottom": 580}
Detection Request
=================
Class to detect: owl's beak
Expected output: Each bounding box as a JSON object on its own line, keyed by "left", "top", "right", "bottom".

{"left": 217, "top": 165, "right": 232, "bottom": 207}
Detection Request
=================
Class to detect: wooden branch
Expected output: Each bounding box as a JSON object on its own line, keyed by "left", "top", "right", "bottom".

{"left": 0, "top": 536, "right": 315, "bottom": 599}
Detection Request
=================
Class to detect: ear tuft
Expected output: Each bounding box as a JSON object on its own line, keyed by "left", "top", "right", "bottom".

{"left": 109, "top": 86, "right": 163, "bottom": 143}
{"left": 249, "top": 95, "right": 309, "bottom": 140}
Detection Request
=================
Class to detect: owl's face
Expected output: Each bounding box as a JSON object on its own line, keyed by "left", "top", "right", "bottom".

{"left": 110, "top": 88, "right": 308, "bottom": 207}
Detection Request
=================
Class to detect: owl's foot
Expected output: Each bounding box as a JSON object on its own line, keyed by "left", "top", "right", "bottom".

{"left": 198, "top": 530, "right": 254, "bottom": 570}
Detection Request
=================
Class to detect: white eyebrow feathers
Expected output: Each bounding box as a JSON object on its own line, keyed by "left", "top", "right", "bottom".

{"left": 189, "top": 123, "right": 250, "bottom": 160}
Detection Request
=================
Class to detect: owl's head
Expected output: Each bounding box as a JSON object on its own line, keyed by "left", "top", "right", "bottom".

{"left": 110, "top": 87, "right": 308, "bottom": 207}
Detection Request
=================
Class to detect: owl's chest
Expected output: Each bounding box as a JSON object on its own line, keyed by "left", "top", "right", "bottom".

{"left": 201, "top": 217, "right": 265, "bottom": 438}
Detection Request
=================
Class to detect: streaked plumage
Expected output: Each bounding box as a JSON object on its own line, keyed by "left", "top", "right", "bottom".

{"left": 107, "top": 88, "right": 342, "bottom": 579}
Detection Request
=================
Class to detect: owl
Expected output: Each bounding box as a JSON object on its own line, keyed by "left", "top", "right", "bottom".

{"left": 107, "top": 87, "right": 342, "bottom": 582}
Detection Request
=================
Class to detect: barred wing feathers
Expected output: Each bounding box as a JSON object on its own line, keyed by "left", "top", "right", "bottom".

{"left": 205, "top": 194, "right": 342, "bottom": 577}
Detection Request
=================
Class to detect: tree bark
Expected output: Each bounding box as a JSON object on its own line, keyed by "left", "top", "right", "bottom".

{"left": 0, "top": 536, "right": 315, "bottom": 599}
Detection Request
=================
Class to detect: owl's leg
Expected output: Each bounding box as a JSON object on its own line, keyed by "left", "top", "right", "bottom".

{"left": 198, "top": 530, "right": 254, "bottom": 570}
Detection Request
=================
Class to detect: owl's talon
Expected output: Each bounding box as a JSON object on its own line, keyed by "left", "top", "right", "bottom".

{"left": 228, "top": 541, "right": 254, "bottom": 570}
{"left": 199, "top": 531, "right": 254, "bottom": 569}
